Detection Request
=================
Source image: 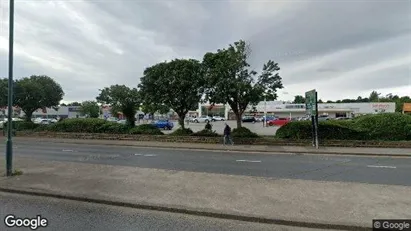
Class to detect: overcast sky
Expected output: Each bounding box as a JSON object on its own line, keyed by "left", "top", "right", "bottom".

{"left": 0, "top": 0, "right": 410, "bottom": 103}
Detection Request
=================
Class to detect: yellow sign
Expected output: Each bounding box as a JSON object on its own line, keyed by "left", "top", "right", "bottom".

{"left": 403, "top": 103, "right": 411, "bottom": 112}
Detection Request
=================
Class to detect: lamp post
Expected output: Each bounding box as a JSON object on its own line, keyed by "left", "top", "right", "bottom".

{"left": 6, "top": 0, "right": 15, "bottom": 176}
{"left": 263, "top": 93, "right": 267, "bottom": 127}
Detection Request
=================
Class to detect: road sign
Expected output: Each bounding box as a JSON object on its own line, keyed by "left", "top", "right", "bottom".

{"left": 305, "top": 89, "right": 317, "bottom": 116}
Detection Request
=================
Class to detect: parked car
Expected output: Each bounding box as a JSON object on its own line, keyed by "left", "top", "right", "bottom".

{"left": 242, "top": 116, "right": 256, "bottom": 123}
{"left": 152, "top": 120, "right": 174, "bottom": 130}
{"left": 193, "top": 116, "right": 212, "bottom": 123}
{"left": 318, "top": 115, "right": 330, "bottom": 121}
{"left": 211, "top": 116, "right": 225, "bottom": 121}
{"left": 267, "top": 118, "right": 290, "bottom": 126}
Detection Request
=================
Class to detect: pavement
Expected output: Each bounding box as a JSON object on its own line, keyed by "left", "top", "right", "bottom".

{"left": 2, "top": 139, "right": 411, "bottom": 186}
{"left": 0, "top": 157, "right": 410, "bottom": 230}
{"left": 2, "top": 192, "right": 320, "bottom": 231}
{"left": 11, "top": 137, "right": 411, "bottom": 157}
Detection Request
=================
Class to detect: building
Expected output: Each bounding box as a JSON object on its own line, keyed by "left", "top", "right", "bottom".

{"left": 0, "top": 106, "right": 82, "bottom": 119}
{"left": 403, "top": 103, "right": 411, "bottom": 114}
{"left": 198, "top": 101, "right": 396, "bottom": 119}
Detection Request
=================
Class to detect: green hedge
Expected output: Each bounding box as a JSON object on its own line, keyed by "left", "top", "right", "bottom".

{"left": 4, "top": 121, "right": 40, "bottom": 131}
{"left": 276, "top": 113, "right": 411, "bottom": 141}
{"left": 192, "top": 129, "right": 220, "bottom": 137}
{"left": 232, "top": 127, "right": 259, "bottom": 138}
{"left": 170, "top": 128, "right": 194, "bottom": 136}
{"left": 129, "top": 124, "right": 164, "bottom": 135}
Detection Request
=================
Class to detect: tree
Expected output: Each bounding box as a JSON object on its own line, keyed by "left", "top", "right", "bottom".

{"left": 96, "top": 85, "right": 140, "bottom": 127}
{"left": 141, "top": 104, "right": 170, "bottom": 116}
{"left": 14, "top": 75, "right": 64, "bottom": 121}
{"left": 67, "top": 102, "right": 81, "bottom": 106}
{"left": 79, "top": 100, "right": 100, "bottom": 118}
{"left": 0, "top": 78, "right": 9, "bottom": 107}
{"left": 139, "top": 59, "right": 205, "bottom": 129}
{"left": 293, "top": 95, "right": 305, "bottom": 104}
{"left": 369, "top": 91, "right": 380, "bottom": 102}
{"left": 202, "top": 40, "right": 283, "bottom": 128}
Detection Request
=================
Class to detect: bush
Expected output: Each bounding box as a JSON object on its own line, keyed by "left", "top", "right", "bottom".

{"left": 192, "top": 129, "right": 220, "bottom": 137}
{"left": 98, "top": 123, "right": 129, "bottom": 134}
{"left": 352, "top": 113, "right": 411, "bottom": 141}
{"left": 4, "top": 121, "right": 40, "bottom": 131}
{"left": 232, "top": 127, "right": 259, "bottom": 138}
{"left": 276, "top": 113, "right": 411, "bottom": 141}
{"left": 47, "top": 118, "right": 112, "bottom": 133}
{"left": 170, "top": 128, "right": 193, "bottom": 136}
{"left": 129, "top": 124, "right": 163, "bottom": 135}
{"left": 276, "top": 120, "right": 368, "bottom": 140}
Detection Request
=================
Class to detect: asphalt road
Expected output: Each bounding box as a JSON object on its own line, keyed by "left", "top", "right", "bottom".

{"left": 4, "top": 140, "right": 411, "bottom": 186}
{"left": 0, "top": 192, "right": 319, "bottom": 231}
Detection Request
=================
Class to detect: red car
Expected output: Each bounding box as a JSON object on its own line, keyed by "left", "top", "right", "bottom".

{"left": 267, "top": 118, "right": 290, "bottom": 126}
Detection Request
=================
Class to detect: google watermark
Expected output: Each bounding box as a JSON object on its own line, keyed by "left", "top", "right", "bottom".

{"left": 373, "top": 219, "right": 411, "bottom": 230}
{"left": 4, "top": 215, "right": 48, "bottom": 230}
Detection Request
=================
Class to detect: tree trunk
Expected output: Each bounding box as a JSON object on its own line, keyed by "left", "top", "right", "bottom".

{"left": 178, "top": 114, "right": 185, "bottom": 129}
{"left": 235, "top": 112, "right": 242, "bottom": 128}
{"left": 24, "top": 110, "right": 34, "bottom": 122}
{"left": 126, "top": 117, "right": 135, "bottom": 127}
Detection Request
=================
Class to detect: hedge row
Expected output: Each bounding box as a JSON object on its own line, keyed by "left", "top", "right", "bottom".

{"left": 4, "top": 118, "right": 259, "bottom": 138}
{"left": 276, "top": 113, "right": 411, "bottom": 141}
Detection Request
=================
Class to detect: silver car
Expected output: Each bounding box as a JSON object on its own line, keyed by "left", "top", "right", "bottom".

{"left": 193, "top": 116, "right": 212, "bottom": 123}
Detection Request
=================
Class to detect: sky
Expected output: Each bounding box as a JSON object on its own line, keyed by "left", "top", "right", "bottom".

{"left": 0, "top": 0, "right": 410, "bottom": 103}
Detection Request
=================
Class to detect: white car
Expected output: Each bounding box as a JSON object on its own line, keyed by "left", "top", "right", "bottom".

{"left": 192, "top": 116, "right": 212, "bottom": 123}
{"left": 211, "top": 116, "right": 225, "bottom": 121}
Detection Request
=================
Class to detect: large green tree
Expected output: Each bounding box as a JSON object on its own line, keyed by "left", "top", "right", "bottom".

{"left": 96, "top": 85, "right": 140, "bottom": 127}
{"left": 140, "top": 104, "right": 170, "bottom": 116}
{"left": 79, "top": 100, "right": 100, "bottom": 118}
{"left": 0, "top": 78, "right": 9, "bottom": 107}
{"left": 293, "top": 95, "right": 305, "bottom": 104}
{"left": 139, "top": 59, "right": 205, "bottom": 128}
{"left": 202, "top": 40, "right": 283, "bottom": 128}
{"left": 14, "top": 75, "right": 64, "bottom": 121}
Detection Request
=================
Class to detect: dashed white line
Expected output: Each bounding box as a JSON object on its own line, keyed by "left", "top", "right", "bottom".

{"left": 367, "top": 165, "right": 397, "bottom": 169}
{"left": 62, "top": 149, "right": 74, "bottom": 152}
{"left": 134, "top": 154, "right": 157, "bottom": 157}
{"left": 236, "top": 160, "right": 262, "bottom": 163}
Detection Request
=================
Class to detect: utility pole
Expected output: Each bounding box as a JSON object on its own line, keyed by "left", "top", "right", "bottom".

{"left": 6, "top": 0, "right": 15, "bottom": 176}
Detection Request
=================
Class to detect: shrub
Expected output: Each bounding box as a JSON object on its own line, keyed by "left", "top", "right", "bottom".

{"left": 276, "top": 120, "right": 367, "bottom": 140}
{"left": 192, "top": 129, "right": 220, "bottom": 137}
{"left": 232, "top": 127, "right": 259, "bottom": 138}
{"left": 129, "top": 124, "right": 164, "bottom": 135}
{"left": 352, "top": 113, "right": 411, "bottom": 141}
{"left": 405, "top": 124, "right": 411, "bottom": 141}
{"left": 170, "top": 128, "right": 193, "bottom": 136}
{"left": 47, "top": 118, "right": 109, "bottom": 133}
{"left": 4, "top": 121, "right": 40, "bottom": 131}
{"left": 98, "top": 122, "right": 129, "bottom": 134}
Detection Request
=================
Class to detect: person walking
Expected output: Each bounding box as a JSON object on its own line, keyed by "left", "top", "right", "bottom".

{"left": 223, "top": 123, "right": 233, "bottom": 145}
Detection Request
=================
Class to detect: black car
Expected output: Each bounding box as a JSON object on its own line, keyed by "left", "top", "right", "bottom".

{"left": 242, "top": 116, "right": 256, "bottom": 123}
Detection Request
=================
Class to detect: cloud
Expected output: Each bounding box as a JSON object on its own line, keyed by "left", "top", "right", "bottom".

{"left": 0, "top": 0, "right": 409, "bottom": 102}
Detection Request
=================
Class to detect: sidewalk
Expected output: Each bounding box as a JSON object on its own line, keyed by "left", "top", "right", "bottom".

{"left": 1, "top": 157, "right": 410, "bottom": 230}
{"left": 15, "top": 137, "right": 411, "bottom": 157}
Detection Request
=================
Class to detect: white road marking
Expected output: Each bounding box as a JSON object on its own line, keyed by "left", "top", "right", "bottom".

{"left": 236, "top": 160, "right": 262, "bottom": 163}
{"left": 62, "top": 149, "right": 74, "bottom": 152}
{"left": 134, "top": 154, "right": 157, "bottom": 157}
{"left": 143, "top": 154, "right": 157, "bottom": 157}
{"left": 367, "top": 165, "right": 397, "bottom": 169}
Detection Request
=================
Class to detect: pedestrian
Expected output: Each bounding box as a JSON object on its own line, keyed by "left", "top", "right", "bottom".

{"left": 223, "top": 123, "right": 233, "bottom": 145}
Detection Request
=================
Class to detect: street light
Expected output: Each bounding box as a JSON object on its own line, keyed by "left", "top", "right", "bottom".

{"left": 6, "top": 0, "right": 15, "bottom": 176}
{"left": 263, "top": 92, "right": 267, "bottom": 127}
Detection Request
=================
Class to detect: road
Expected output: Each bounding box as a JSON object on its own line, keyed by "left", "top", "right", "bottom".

{"left": 5, "top": 140, "right": 411, "bottom": 186}
{"left": 0, "top": 192, "right": 321, "bottom": 231}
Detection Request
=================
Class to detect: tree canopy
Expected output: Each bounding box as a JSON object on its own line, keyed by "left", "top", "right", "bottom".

{"left": 79, "top": 100, "right": 100, "bottom": 118}
{"left": 139, "top": 59, "right": 205, "bottom": 128}
{"left": 202, "top": 40, "right": 283, "bottom": 128}
{"left": 96, "top": 84, "right": 140, "bottom": 126}
{"left": 0, "top": 78, "right": 9, "bottom": 107}
{"left": 14, "top": 75, "right": 64, "bottom": 121}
